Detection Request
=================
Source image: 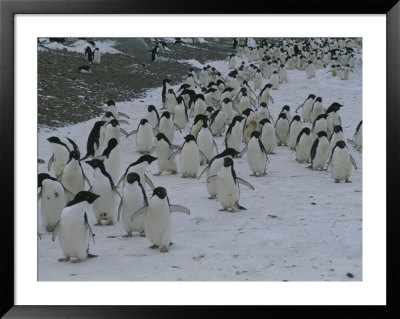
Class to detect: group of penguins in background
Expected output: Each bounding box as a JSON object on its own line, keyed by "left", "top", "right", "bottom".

{"left": 78, "top": 40, "right": 101, "bottom": 74}
{"left": 39, "top": 37, "right": 362, "bottom": 263}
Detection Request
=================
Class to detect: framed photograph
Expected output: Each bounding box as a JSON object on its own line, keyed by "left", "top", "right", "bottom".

{"left": 2, "top": 0, "right": 398, "bottom": 317}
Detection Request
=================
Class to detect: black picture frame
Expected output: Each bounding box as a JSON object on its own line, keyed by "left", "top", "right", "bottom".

{"left": 1, "top": 0, "right": 399, "bottom": 317}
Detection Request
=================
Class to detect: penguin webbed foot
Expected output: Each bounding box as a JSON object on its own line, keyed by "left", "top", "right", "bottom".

{"left": 94, "top": 221, "right": 102, "bottom": 226}
{"left": 149, "top": 244, "right": 159, "bottom": 249}
{"left": 123, "top": 232, "right": 133, "bottom": 238}
{"left": 153, "top": 172, "right": 163, "bottom": 176}
{"left": 208, "top": 195, "right": 216, "bottom": 199}
{"left": 160, "top": 246, "right": 169, "bottom": 253}
{"left": 58, "top": 256, "right": 70, "bottom": 262}
{"left": 72, "top": 259, "right": 82, "bottom": 263}
{"left": 345, "top": 180, "right": 352, "bottom": 183}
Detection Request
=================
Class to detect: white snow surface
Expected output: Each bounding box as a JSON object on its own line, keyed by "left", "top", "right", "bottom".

{"left": 38, "top": 53, "right": 362, "bottom": 281}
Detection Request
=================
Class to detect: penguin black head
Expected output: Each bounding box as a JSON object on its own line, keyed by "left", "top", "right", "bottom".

{"left": 302, "top": 127, "right": 311, "bottom": 135}
{"left": 335, "top": 140, "right": 346, "bottom": 149}
{"left": 153, "top": 186, "right": 167, "bottom": 199}
{"left": 38, "top": 173, "right": 57, "bottom": 187}
{"left": 292, "top": 115, "right": 301, "bottom": 122}
{"left": 106, "top": 100, "right": 115, "bottom": 106}
{"left": 109, "top": 119, "right": 119, "bottom": 127}
{"left": 206, "top": 106, "right": 214, "bottom": 113}
{"left": 85, "top": 158, "right": 104, "bottom": 169}
{"left": 220, "top": 148, "right": 240, "bottom": 158}
{"left": 315, "top": 113, "right": 328, "bottom": 121}
{"left": 280, "top": 63, "right": 285, "bottom": 68}
{"left": 223, "top": 97, "right": 231, "bottom": 104}
{"left": 176, "top": 96, "right": 185, "bottom": 104}
{"left": 106, "top": 138, "right": 118, "bottom": 150}
{"left": 317, "top": 131, "right": 328, "bottom": 138}
{"left": 232, "top": 115, "right": 244, "bottom": 123}
{"left": 104, "top": 111, "right": 116, "bottom": 120}
{"left": 278, "top": 112, "right": 287, "bottom": 120}
{"left": 70, "top": 149, "right": 81, "bottom": 160}
{"left": 242, "top": 108, "right": 254, "bottom": 117}
{"left": 148, "top": 105, "right": 157, "bottom": 112}
{"left": 281, "top": 105, "right": 290, "bottom": 112}
{"left": 68, "top": 191, "right": 100, "bottom": 206}
{"left": 315, "top": 97, "right": 322, "bottom": 103}
{"left": 155, "top": 132, "right": 170, "bottom": 144}
{"left": 184, "top": 134, "right": 196, "bottom": 143}
{"left": 140, "top": 118, "right": 149, "bottom": 126}
{"left": 126, "top": 172, "right": 141, "bottom": 184}
{"left": 193, "top": 114, "right": 208, "bottom": 126}
{"left": 307, "top": 94, "right": 316, "bottom": 100}
{"left": 135, "top": 154, "right": 158, "bottom": 165}
{"left": 161, "top": 111, "right": 171, "bottom": 119}
{"left": 259, "top": 118, "right": 271, "bottom": 126}
{"left": 196, "top": 94, "right": 205, "bottom": 101}
{"left": 330, "top": 102, "right": 343, "bottom": 109}
{"left": 201, "top": 121, "right": 208, "bottom": 128}
{"left": 333, "top": 125, "right": 343, "bottom": 133}
{"left": 223, "top": 157, "right": 234, "bottom": 168}
{"left": 168, "top": 89, "right": 175, "bottom": 94}
{"left": 259, "top": 102, "right": 268, "bottom": 108}
{"left": 251, "top": 131, "right": 261, "bottom": 139}
{"left": 47, "top": 136, "right": 63, "bottom": 145}
{"left": 163, "top": 78, "right": 171, "bottom": 85}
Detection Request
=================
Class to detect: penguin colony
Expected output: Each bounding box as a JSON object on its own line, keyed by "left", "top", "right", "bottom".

{"left": 39, "top": 37, "right": 362, "bottom": 263}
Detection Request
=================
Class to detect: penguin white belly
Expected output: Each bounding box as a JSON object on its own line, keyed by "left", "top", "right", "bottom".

{"left": 210, "top": 112, "right": 226, "bottom": 136}
{"left": 93, "top": 51, "right": 100, "bottom": 64}
{"left": 313, "top": 121, "right": 327, "bottom": 139}
{"left": 59, "top": 206, "right": 89, "bottom": 259}
{"left": 247, "top": 139, "right": 266, "bottom": 175}
{"left": 330, "top": 149, "right": 352, "bottom": 181}
{"left": 197, "top": 129, "right": 214, "bottom": 162}
{"left": 330, "top": 133, "right": 345, "bottom": 154}
{"left": 354, "top": 127, "right": 362, "bottom": 149}
{"left": 243, "top": 118, "right": 258, "bottom": 143}
{"left": 41, "top": 180, "right": 67, "bottom": 229}
{"left": 145, "top": 198, "right": 171, "bottom": 247}
{"left": 271, "top": 74, "right": 280, "bottom": 90}
{"left": 227, "top": 124, "right": 243, "bottom": 152}
{"left": 136, "top": 125, "right": 154, "bottom": 153}
{"left": 302, "top": 100, "right": 314, "bottom": 122}
{"left": 279, "top": 69, "right": 287, "bottom": 82}
{"left": 261, "top": 124, "right": 276, "bottom": 154}
{"left": 296, "top": 135, "right": 313, "bottom": 162}
{"left": 156, "top": 142, "right": 177, "bottom": 173}
{"left": 254, "top": 74, "right": 263, "bottom": 90}
{"left": 91, "top": 173, "right": 117, "bottom": 222}
{"left": 180, "top": 142, "right": 200, "bottom": 177}
{"left": 159, "top": 119, "right": 174, "bottom": 144}
{"left": 288, "top": 122, "right": 303, "bottom": 150}
{"left": 104, "top": 146, "right": 122, "bottom": 184}
{"left": 217, "top": 169, "right": 239, "bottom": 209}
{"left": 61, "top": 160, "right": 85, "bottom": 200}
{"left": 105, "top": 126, "right": 120, "bottom": 145}
{"left": 122, "top": 183, "right": 146, "bottom": 233}
{"left": 312, "top": 138, "right": 329, "bottom": 170}
{"left": 51, "top": 144, "right": 69, "bottom": 177}
{"left": 174, "top": 105, "right": 188, "bottom": 129}
{"left": 95, "top": 126, "right": 106, "bottom": 156}
{"left": 166, "top": 97, "right": 177, "bottom": 115}
{"left": 147, "top": 112, "right": 159, "bottom": 129}
{"left": 127, "top": 164, "right": 147, "bottom": 190}
{"left": 193, "top": 100, "right": 206, "bottom": 118}
{"left": 257, "top": 108, "right": 271, "bottom": 123}
{"left": 206, "top": 159, "right": 224, "bottom": 197}
{"left": 311, "top": 106, "right": 325, "bottom": 123}
{"left": 275, "top": 121, "right": 289, "bottom": 145}
{"left": 238, "top": 98, "right": 250, "bottom": 114}
{"left": 221, "top": 104, "right": 233, "bottom": 124}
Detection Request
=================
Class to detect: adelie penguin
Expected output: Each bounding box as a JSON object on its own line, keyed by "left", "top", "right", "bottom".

{"left": 207, "top": 157, "right": 254, "bottom": 212}
{"left": 117, "top": 155, "right": 157, "bottom": 191}
{"left": 47, "top": 136, "right": 76, "bottom": 179}
{"left": 118, "top": 172, "right": 148, "bottom": 238}
{"left": 209, "top": 109, "right": 227, "bottom": 137}
{"left": 311, "top": 113, "right": 328, "bottom": 139}
{"left": 85, "top": 159, "right": 120, "bottom": 226}
{"left": 145, "top": 105, "right": 160, "bottom": 130}
{"left": 92, "top": 47, "right": 100, "bottom": 64}
{"left": 347, "top": 120, "right": 362, "bottom": 150}
{"left": 259, "top": 118, "right": 277, "bottom": 154}
{"left": 328, "top": 140, "right": 357, "bottom": 183}
{"left": 101, "top": 138, "right": 122, "bottom": 184}
{"left": 225, "top": 115, "right": 244, "bottom": 155}
{"left": 105, "top": 99, "right": 130, "bottom": 123}
{"left": 196, "top": 121, "right": 218, "bottom": 164}
{"left": 52, "top": 191, "right": 100, "bottom": 263}
{"left": 84, "top": 46, "right": 93, "bottom": 63}
{"left": 78, "top": 66, "right": 92, "bottom": 74}
{"left": 81, "top": 120, "right": 106, "bottom": 160}
{"left": 161, "top": 78, "right": 172, "bottom": 109}
{"left": 127, "top": 118, "right": 154, "bottom": 154}
{"left": 275, "top": 112, "right": 290, "bottom": 146}
{"left": 295, "top": 127, "right": 313, "bottom": 163}
{"left": 287, "top": 115, "right": 303, "bottom": 150}
{"left": 246, "top": 131, "right": 269, "bottom": 177}
{"left": 157, "top": 111, "right": 181, "bottom": 145}
{"left": 173, "top": 96, "right": 189, "bottom": 130}
{"left": 131, "top": 186, "right": 190, "bottom": 253}
{"left": 295, "top": 94, "right": 316, "bottom": 123}
{"left": 153, "top": 133, "right": 179, "bottom": 176}
{"left": 310, "top": 131, "right": 330, "bottom": 170}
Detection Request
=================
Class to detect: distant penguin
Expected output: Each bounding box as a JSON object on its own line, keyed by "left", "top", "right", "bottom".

{"left": 177, "top": 134, "right": 202, "bottom": 178}
{"left": 296, "top": 94, "right": 316, "bottom": 123}
{"left": 85, "top": 159, "right": 119, "bottom": 226}
{"left": 117, "top": 155, "right": 157, "bottom": 191}
{"left": 47, "top": 136, "right": 73, "bottom": 179}
{"left": 238, "top": 90, "right": 251, "bottom": 114}
{"left": 310, "top": 97, "right": 325, "bottom": 123}
{"left": 198, "top": 148, "right": 240, "bottom": 199}
{"left": 82, "top": 121, "right": 107, "bottom": 160}
{"left": 149, "top": 46, "right": 158, "bottom": 62}
{"left": 153, "top": 133, "right": 178, "bottom": 176}
{"left": 328, "top": 140, "right": 357, "bottom": 183}
{"left": 247, "top": 131, "right": 268, "bottom": 176}
{"left": 209, "top": 109, "right": 227, "bottom": 136}
{"left": 197, "top": 122, "right": 217, "bottom": 164}
{"left": 275, "top": 112, "right": 290, "bottom": 146}
{"left": 207, "top": 157, "right": 254, "bottom": 212}
{"left": 242, "top": 108, "right": 259, "bottom": 143}
{"left": 228, "top": 54, "right": 236, "bottom": 70}
{"left": 256, "top": 102, "right": 272, "bottom": 124}
{"left": 305, "top": 60, "right": 316, "bottom": 78}
{"left": 78, "top": 66, "right": 92, "bottom": 74}
{"left": 258, "top": 83, "right": 274, "bottom": 106}
{"left": 101, "top": 138, "right": 122, "bottom": 184}
{"left": 38, "top": 173, "right": 68, "bottom": 232}
{"left": 127, "top": 118, "right": 154, "bottom": 154}
{"left": 259, "top": 118, "right": 277, "bottom": 154}
{"left": 225, "top": 115, "right": 244, "bottom": 154}
{"left": 287, "top": 115, "right": 303, "bottom": 150}
{"left": 295, "top": 127, "right": 313, "bottom": 163}
{"left": 173, "top": 96, "right": 189, "bottom": 130}
{"left": 310, "top": 131, "right": 330, "bottom": 170}
{"left": 279, "top": 63, "right": 287, "bottom": 83}
{"left": 52, "top": 191, "right": 99, "bottom": 263}
{"left": 61, "top": 149, "right": 91, "bottom": 201}
{"left": 253, "top": 69, "right": 263, "bottom": 91}
{"left": 84, "top": 46, "right": 93, "bottom": 63}
{"left": 118, "top": 172, "right": 148, "bottom": 237}
{"left": 192, "top": 94, "right": 207, "bottom": 118}
{"left": 92, "top": 47, "right": 100, "bottom": 64}
{"left": 161, "top": 79, "right": 172, "bottom": 109}
{"left": 131, "top": 186, "right": 190, "bottom": 253}
{"left": 312, "top": 113, "right": 328, "bottom": 139}
{"left": 270, "top": 71, "right": 280, "bottom": 90}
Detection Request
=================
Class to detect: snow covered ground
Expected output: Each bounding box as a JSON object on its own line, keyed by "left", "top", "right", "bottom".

{"left": 37, "top": 46, "right": 362, "bottom": 281}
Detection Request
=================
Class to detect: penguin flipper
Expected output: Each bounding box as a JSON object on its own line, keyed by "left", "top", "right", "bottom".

{"left": 117, "top": 197, "right": 123, "bottom": 221}
{"left": 120, "top": 128, "right": 129, "bottom": 137}
{"left": 118, "top": 119, "right": 130, "bottom": 125}
{"left": 52, "top": 220, "right": 60, "bottom": 241}
{"left": 174, "top": 123, "right": 183, "bottom": 133}
{"left": 84, "top": 212, "right": 95, "bottom": 245}
{"left": 37, "top": 189, "right": 42, "bottom": 202}
{"left": 145, "top": 174, "right": 155, "bottom": 190}
{"left": 66, "top": 138, "right": 79, "bottom": 152}
{"left": 116, "top": 174, "right": 125, "bottom": 188}
{"left": 169, "top": 148, "right": 182, "bottom": 160}
{"left": 126, "top": 129, "right": 138, "bottom": 138}
{"left": 169, "top": 205, "right": 190, "bottom": 215}
{"left": 269, "top": 96, "right": 274, "bottom": 104}
{"left": 206, "top": 175, "right": 217, "bottom": 183}
{"left": 113, "top": 186, "right": 122, "bottom": 199}
{"left": 118, "top": 112, "right": 130, "bottom": 119}
{"left": 83, "top": 170, "right": 92, "bottom": 188}
{"left": 131, "top": 206, "right": 148, "bottom": 222}
{"left": 171, "top": 144, "right": 181, "bottom": 150}
{"left": 48, "top": 154, "right": 54, "bottom": 172}
{"left": 239, "top": 145, "right": 248, "bottom": 157}
{"left": 295, "top": 103, "right": 304, "bottom": 113}
{"left": 199, "top": 150, "right": 209, "bottom": 164}
{"left": 346, "top": 138, "right": 357, "bottom": 147}
{"left": 198, "top": 165, "right": 209, "bottom": 180}
{"left": 349, "top": 154, "right": 358, "bottom": 170}
{"left": 213, "top": 139, "right": 219, "bottom": 154}
{"left": 236, "top": 177, "right": 255, "bottom": 190}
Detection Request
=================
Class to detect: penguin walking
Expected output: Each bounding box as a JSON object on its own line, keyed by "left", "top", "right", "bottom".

{"left": 326, "top": 102, "right": 343, "bottom": 137}
{"left": 165, "top": 89, "right": 178, "bottom": 115}
{"left": 270, "top": 71, "right": 280, "bottom": 90}
{"left": 295, "top": 94, "right": 316, "bottom": 123}
{"left": 38, "top": 173, "right": 68, "bottom": 232}
{"left": 175, "top": 134, "right": 203, "bottom": 178}
{"left": 207, "top": 157, "right": 254, "bottom": 212}
{"left": 101, "top": 138, "right": 122, "bottom": 184}
{"left": 247, "top": 131, "right": 268, "bottom": 176}
{"left": 259, "top": 118, "right": 277, "bottom": 154}
{"left": 310, "top": 131, "right": 330, "bottom": 170}
{"left": 118, "top": 172, "right": 148, "bottom": 237}
{"left": 225, "top": 115, "right": 244, "bottom": 154}
{"left": 131, "top": 186, "right": 190, "bottom": 253}
{"left": 153, "top": 133, "right": 178, "bottom": 176}
{"left": 92, "top": 47, "right": 100, "bottom": 64}
{"left": 287, "top": 115, "right": 303, "bottom": 150}
{"left": 52, "top": 191, "right": 100, "bottom": 263}
{"left": 328, "top": 140, "right": 357, "bottom": 183}
{"left": 127, "top": 118, "right": 154, "bottom": 154}
{"left": 280, "top": 105, "right": 292, "bottom": 124}
{"left": 275, "top": 112, "right": 290, "bottom": 146}
{"left": 209, "top": 109, "right": 227, "bottom": 137}
{"left": 161, "top": 78, "right": 172, "bottom": 109}
{"left": 310, "top": 97, "right": 325, "bottom": 123}
{"left": 117, "top": 155, "right": 157, "bottom": 191}
{"left": 198, "top": 148, "right": 240, "bottom": 199}
{"left": 84, "top": 46, "right": 93, "bottom": 63}
{"left": 146, "top": 105, "right": 160, "bottom": 130}
{"left": 81, "top": 121, "right": 107, "bottom": 160}
{"left": 196, "top": 122, "right": 218, "bottom": 164}
{"left": 256, "top": 102, "right": 273, "bottom": 124}
{"left": 85, "top": 159, "right": 120, "bottom": 226}
{"left": 158, "top": 111, "right": 180, "bottom": 144}
{"left": 242, "top": 108, "right": 259, "bottom": 143}
{"left": 295, "top": 127, "right": 313, "bottom": 163}
{"left": 258, "top": 83, "right": 274, "bottom": 106}
{"left": 173, "top": 96, "right": 189, "bottom": 130}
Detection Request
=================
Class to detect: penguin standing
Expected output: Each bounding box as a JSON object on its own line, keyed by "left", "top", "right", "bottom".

{"left": 258, "top": 83, "right": 274, "bottom": 106}
{"left": 117, "top": 155, "right": 157, "bottom": 191}
{"left": 287, "top": 115, "right": 303, "bottom": 150}
{"left": 311, "top": 113, "right": 328, "bottom": 139}
{"left": 225, "top": 115, "right": 244, "bottom": 154}
{"left": 256, "top": 102, "right": 273, "bottom": 124}
{"left": 278, "top": 63, "right": 287, "bottom": 83}
{"left": 259, "top": 118, "right": 277, "bottom": 154}
{"left": 131, "top": 186, "right": 190, "bottom": 253}
{"left": 209, "top": 109, "right": 227, "bottom": 137}
{"left": 177, "top": 134, "right": 202, "bottom": 178}
{"left": 52, "top": 191, "right": 99, "bottom": 263}
{"left": 47, "top": 137, "right": 72, "bottom": 179}
{"left": 81, "top": 121, "right": 106, "bottom": 160}
{"left": 165, "top": 89, "right": 178, "bottom": 115}
{"left": 84, "top": 46, "right": 93, "bottom": 63}
{"left": 198, "top": 148, "right": 240, "bottom": 199}
{"left": 326, "top": 102, "right": 343, "bottom": 138}
{"left": 146, "top": 105, "right": 160, "bottom": 130}
{"left": 173, "top": 96, "right": 189, "bottom": 130}
{"left": 104, "top": 119, "right": 128, "bottom": 146}
{"left": 310, "top": 97, "right": 325, "bottom": 123}
{"left": 153, "top": 133, "right": 178, "bottom": 176}
{"left": 328, "top": 140, "right": 357, "bottom": 183}
{"left": 305, "top": 60, "right": 316, "bottom": 78}
{"left": 101, "top": 138, "right": 122, "bottom": 184}
{"left": 247, "top": 131, "right": 268, "bottom": 176}
{"left": 295, "top": 94, "right": 316, "bottom": 123}
{"left": 192, "top": 94, "right": 207, "bottom": 118}
{"left": 310, "top": 131, "right": 330, "bottom": 170}
{"left": 85, "top": 159, "right": 119, "bottom": 226}
{"left": 295, "top": 127, "right": 313, "bottom": 163}
{"left": 196, "top": 122, "right": 218, "bottom": 164}
{"left": 242, "top": 108, "right": 259, "bottom": 143}
{"left": 253, "top": 69, "right": 263, "bottom": 91}
{"left": 158, "top": 111, "right": 177, "bottom": 144}
{"left": 275, "top": 112, "right": 290, "bottom": 146}
{"left": 280, "top": 105, "right": 292, "bottom": 124}
{"left": 92, "top": 47, "right": 100, "bottom": 64}
{"left": 207, "top": 157, "right": 254, "bottom": 212}
{"left": 228, "top": 54, "right": 236, "bottom": 70}
{"left": 127, "top": 118, "right": 154, "bottom": 154}
{"left": 270, "top": 71, "right": 280, "bottom": 90}
{"left": 38, "top": 173, "right": 68, "bottom": 232}
{"left": 118, "top": 172, "right": 148, "bottom": 237}
{"left": 161, "top": 79, "right": 172, "bottom": 109}
{"left": 329, "top": 125, "right": 345, "bottom": 155}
